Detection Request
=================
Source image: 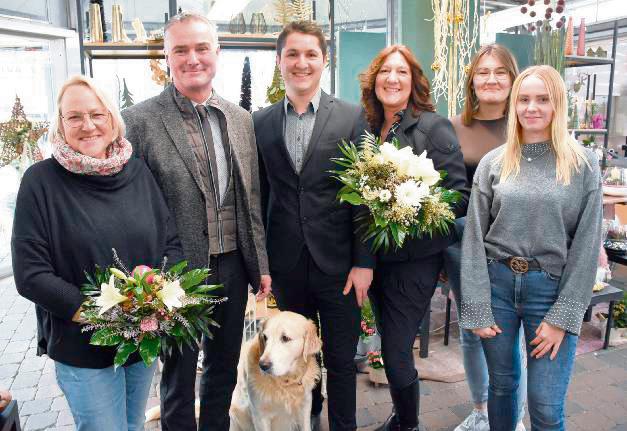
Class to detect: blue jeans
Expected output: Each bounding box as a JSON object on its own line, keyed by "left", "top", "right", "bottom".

{"left": 482, "top": 261, "right": 577, "bottom": 431}
{"left": 55, "top": 359, "right": 157, "bottom": 431}
{"left": 442, "top": 218, "right": 526, "bottom": 422}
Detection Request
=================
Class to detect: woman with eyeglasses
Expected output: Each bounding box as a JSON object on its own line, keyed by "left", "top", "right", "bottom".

{"left": 460, "top": 65, "right": 602, "bottom": 430}
{"left": 12, "top": 75, "right": 183, "bottom": 431}
{"left": 442, "top": 44, "right": 527, "bottom": 431}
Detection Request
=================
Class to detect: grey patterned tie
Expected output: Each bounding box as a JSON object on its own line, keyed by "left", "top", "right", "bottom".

{"left": 196, "top": 104, "right": 228, "bottom": 203}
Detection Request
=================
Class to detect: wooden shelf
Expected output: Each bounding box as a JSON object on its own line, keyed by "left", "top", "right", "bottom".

{"left": 83, "top": 33, "right": 278, "bottom": 58}
{"left": 565, "top": 55, "right": 614, "bottom": 68}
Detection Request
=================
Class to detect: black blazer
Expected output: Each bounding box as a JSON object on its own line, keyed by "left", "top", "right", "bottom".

{"left": 377, "top": 110, "right": 470, "bottom": 263}
{"left": 254, "top": 92, "right": 375, "bottom": 275}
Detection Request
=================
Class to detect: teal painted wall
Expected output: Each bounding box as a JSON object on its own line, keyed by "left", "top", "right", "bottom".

{"left": 337, "top": 31, "right": 386, "bottom": 104}
{"left": 399, "top": 0, "right": 480, "bottom": 116}
{"left": 496, "top": 33, "right": 535, "bottom": 72}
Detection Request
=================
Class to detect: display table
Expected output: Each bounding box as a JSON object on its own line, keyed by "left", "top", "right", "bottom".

{"left": 586, "top": 284, "right": 624, "bottom": 349}
{"left": 603, "top": 195, "right": 627, "bottom": 219}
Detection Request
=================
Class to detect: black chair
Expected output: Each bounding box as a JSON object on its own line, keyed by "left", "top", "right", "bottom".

{"left": 0, "top": 400, "right": 21, "bottom": 431}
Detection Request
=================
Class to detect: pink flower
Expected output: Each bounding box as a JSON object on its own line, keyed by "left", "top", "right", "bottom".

{"left": 132, "top": 265, "right": 155, "bottom": 284}
{"left": 140, "top": 317, "right": 159, "bottom": 332}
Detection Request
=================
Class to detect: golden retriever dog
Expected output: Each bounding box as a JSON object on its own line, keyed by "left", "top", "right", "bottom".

{"left": 229, "top": 311, "right": 322, "bottom": 431}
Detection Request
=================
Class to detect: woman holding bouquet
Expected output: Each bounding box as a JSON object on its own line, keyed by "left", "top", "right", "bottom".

{"left": 442, "top": 44, "right": 528, "bottom": 431}
{"left": 12, "top": 75, "right": 183, "bottom": 431}
{"left": 460, "top": 65, "right": 602, "bottom": 430}
{"left": 360, "top": 45, "right": 469, "bottom": 431}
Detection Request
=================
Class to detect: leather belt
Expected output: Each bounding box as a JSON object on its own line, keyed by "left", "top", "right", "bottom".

{"left": 503, "top": 257, "right": 540, "bottom": 274}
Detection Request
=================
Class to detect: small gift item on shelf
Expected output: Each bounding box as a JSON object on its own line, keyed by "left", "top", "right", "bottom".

{"left": 132, "top": 18, "right": 147, "bottom": 43}
{"left": 111, "top": 4, "right": 124, "bottom": 42}
{"left": 229, "top": 13, "right": 247, "bottom": 34}
{"left": 595, "top": 46, "right": 608, "bottom": 58}
{"left": 249, "top": 12, "right": 268, "bottom": 34}
{"left": 564, "top": 16, "right": 574, "bottom": 55}
{"left": 586, "top": 47, "right": 595, "bottom": 57}
{"left": 89, "top": 2, "right": 104, "bottom": 42}
{"left": 147, "top": 28, "right": 164, "bottom": 42}
{"left": 577, "top": 17, "right": 586, "bottom": 56}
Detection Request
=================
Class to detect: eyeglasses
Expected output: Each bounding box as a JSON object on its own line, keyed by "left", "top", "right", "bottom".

{"left": 474, "top": 69, "right": 510, "bottom": 82}
{"left": 60, "top": 111, "right": 110, "bottom": 128}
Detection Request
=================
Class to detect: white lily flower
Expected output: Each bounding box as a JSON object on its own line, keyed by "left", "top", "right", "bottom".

{"left": 157, "top": 279, "right": 185, "bottom": 311}
{"left": 379, "top": 142, "right": 400, "bottom": 166}
{"left": 410, "top": 151, "right": 440, "bottom": 186}
{"left": 96, "top": 275, "right": 128, "bottom": 315}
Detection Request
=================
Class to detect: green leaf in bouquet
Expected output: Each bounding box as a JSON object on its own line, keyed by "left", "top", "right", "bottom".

{"left": 390, "top": 224, "right": 407, "bottom": 248}
{"left": 114, "top": 340, "right": 138, "bottom": 369}
{"left": 139, "top": 335, "right": 161, "bottom": 367}
{"left": 441, "top": 189, "right": 462, "bottom": 203}
{"left": 180, "top": 269, "right": 210, "bottom": 290}
{"left": 168, "top": 260, "right": 188, "bottom": 276}
{"left": 373, "top": 214, "right": 389, "bottom": 228}
{"left": 189, "top": 284, "right": 222, "bottom": 294}
{"left": 90, "top": 328, "right": 124, "bottom": 346}
{"left": 339, "top": 192, "right": 364, "bottom": 206}
{"left": 170, "top": 324, "right": 185, "bottom": 338}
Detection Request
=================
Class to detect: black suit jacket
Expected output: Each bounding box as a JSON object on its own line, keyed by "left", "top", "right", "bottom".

{"left": 254, "top": 91, "right": 375, "bottom": 276}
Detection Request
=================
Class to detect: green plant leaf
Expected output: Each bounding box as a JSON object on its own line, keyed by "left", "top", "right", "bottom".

{"left": 139, "top": 335, "right": 161, "bottom": 367}
{"left": 168, "top": 261, "right": 188, "bottom": 276}
{"left": 113, "top": 341, "right": 138, "bottom": 369}
{"left": 340, "top": 192, "right": 364, "bottom": 206}
{"left": 90, "top": 329, "right": 124, "bottom": 346}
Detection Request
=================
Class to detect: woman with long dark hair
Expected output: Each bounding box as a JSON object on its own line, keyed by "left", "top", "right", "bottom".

{"left": 360, "top": 45, "right": 469, "bottom": 431}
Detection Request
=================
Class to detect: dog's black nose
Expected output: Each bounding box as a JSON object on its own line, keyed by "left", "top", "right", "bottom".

{"left": 258, "top": 360, "right": 271, "bottom": 372}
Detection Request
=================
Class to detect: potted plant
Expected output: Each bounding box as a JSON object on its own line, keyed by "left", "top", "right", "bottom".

{"left": 595, "top": 291, "right": 627, "bottom": 346}
{"left": 367, "top": 350, "right": 388, "bottom": 386}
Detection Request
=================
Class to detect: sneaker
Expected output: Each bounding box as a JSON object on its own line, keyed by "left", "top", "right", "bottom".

{"left": 454, "top": 409, "right": 490, "bottom": 431}
{"left": 515, "top": 422, "right": 526, "bottom": 431}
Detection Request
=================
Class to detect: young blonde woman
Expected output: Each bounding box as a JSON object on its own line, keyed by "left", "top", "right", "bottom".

{"left": 460, "top": 65, "right": 602, "bottom": 431}
{"left": 443, "top": 44, "right": 526, "bottom": 431}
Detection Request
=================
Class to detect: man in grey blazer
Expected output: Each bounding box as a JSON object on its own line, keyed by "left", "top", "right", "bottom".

{"left": 122, "top": 12, "right": 271, "bottom": 431}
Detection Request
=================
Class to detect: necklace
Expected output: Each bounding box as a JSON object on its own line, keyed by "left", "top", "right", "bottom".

{"left": 521, "top": 141, "right": 550, "bottom": 162}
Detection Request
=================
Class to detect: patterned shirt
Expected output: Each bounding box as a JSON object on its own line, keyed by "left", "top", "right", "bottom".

{"left": 283, "top": 89, "right": 321, "bottom": 172}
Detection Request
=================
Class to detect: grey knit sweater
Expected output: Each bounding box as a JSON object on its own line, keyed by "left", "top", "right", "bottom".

{"left": 460, "top": 143, "right": 602, "bottom": 335}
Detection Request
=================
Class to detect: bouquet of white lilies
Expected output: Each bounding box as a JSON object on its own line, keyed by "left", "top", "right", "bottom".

{"left": 331, "top": 132, "right": 461, "bottom": 252}
{"left": 79, "top": 250, "right": 226, "bottom": 368}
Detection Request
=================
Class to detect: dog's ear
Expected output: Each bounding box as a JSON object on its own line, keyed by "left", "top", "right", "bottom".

{"left": 257, "top": 319, "right": 267, "bottom": 354}
{"left": 303, "top": 320, "right": 322, "bottom": 361}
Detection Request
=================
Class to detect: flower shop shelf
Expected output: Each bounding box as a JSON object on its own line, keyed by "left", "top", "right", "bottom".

{"left": 83, "top": 34, "right": 277, "bottom": 60}
{"left": 569, "top": 128, "right": 608, "bottom": 135}
{"left": 564, "top": 55, "right": 614, "bottom": 68}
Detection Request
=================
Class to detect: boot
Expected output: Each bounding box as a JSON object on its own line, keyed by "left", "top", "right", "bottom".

{"left": 375, "top": 375, "right": 419, "bottom": 431}
{"left": 374, "top": 408, "right": 398, "bottom": 431}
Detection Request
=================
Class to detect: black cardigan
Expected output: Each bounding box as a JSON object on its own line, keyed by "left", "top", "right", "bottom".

{"left": 377, "top": 110, "right": 470, "bottom": 263}
{"left": 11, "top": 157, "right": 184, "bottom": 368}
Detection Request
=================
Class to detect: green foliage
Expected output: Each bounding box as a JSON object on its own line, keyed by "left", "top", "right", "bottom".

{"left": 534, "top": 21, "right": 566, "bottom": 76}
{"left": 266, "top": 64, "right": 285, "bottom": 104}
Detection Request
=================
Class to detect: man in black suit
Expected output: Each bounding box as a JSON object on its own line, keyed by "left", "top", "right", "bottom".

{"left": 253, "top": 21, "right": 374, "bottom": 431}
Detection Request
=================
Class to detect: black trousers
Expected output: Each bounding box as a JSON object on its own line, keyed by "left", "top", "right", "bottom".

{"left": 369, "top": 254, "right": 442, "bottom": 389}
{"left": 160, "top": 250, "right": 249, "bottom": 431}
{"left": 272, "top": 247, "right": 360, "bottom": 431}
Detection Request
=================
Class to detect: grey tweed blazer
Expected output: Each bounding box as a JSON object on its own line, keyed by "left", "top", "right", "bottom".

{"left": 122, "top": 85, "right": 269, "bottom": 288}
